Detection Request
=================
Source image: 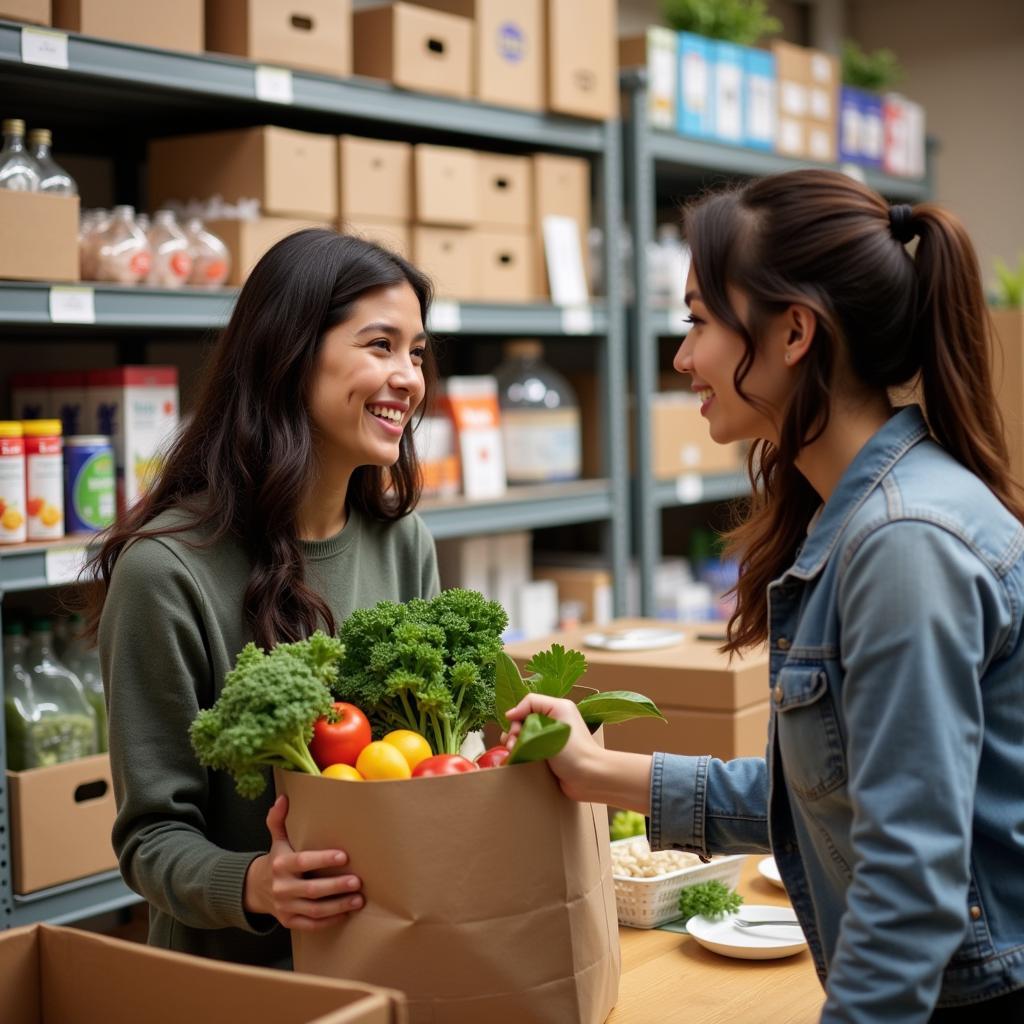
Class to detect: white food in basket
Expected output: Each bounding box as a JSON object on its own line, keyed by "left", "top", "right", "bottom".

{"left": 610, "top": 837, "right": 702, "bottom": 878}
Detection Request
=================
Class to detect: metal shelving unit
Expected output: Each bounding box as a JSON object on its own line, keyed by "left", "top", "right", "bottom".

{"left": 0, "top": 19, "right": 628, "bottom": 929}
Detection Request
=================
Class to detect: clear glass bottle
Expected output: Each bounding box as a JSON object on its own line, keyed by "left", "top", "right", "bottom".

{"left": 184, "top": 218, "right": 231, "bottom": 288}
{"left": 494, "top": 340, "right": 582, "bottom": 484}
{"left": 79, "top": 208, "right": 110, "bottom": 281}
{"left": 0, "top": 119, "right": 41, "bottom": 192}
{"left": 95, "top": 205, "right": 152, "bottom": 284}
{"left": 4, "top": 617, "right": 97, "bottom": 771}
{"left": 26, "top": 128, "right": 77, "bottom": 195}
{"left": 147, "top": 209, "right": 193, "bottom": 288}
{"left": 60, "top": 613, "right": 107, "bottom": 753}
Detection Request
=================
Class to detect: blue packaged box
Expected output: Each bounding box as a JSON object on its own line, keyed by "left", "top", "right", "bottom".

{"left": 677, "top": 32, "right": 714, "bottom": 139}
{"left": 713, "top": 41, "right": 745, "bottom": 145}
{"left": 840, "top": 86, "right": 885, "bottom": 167}
{"left": 744, "top": 47, "right": 776, "bottom": 151}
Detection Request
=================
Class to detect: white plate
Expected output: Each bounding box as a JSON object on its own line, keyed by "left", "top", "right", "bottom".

{"left": 582, "top": 628, "right": 684, "bottom": 652}
{"left": 685, "top": 905, "right": 807, "bottom": 960}
{"left": 758, "top": 856, "right": 787, "bottom": 890}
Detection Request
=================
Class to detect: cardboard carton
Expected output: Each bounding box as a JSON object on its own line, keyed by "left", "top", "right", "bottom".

{"left": 545, "top": 0, "right": 616, "bottom": 120}
{"left": 149, "top": 126, "right": 338, "bottom": 221}
{"left": 6, "top": 754, "right": 117, "bottom": 894}
{"left": 205, "top": 0, "right": 351, "bottom": 77}
{"left": 0, "top": 0, "right": 49, "bottom": 24}
{"left": 618, "top": 27, "right": 677, "bottom": 129}
{"left": 339, "top": 218, "right": 412, "bottom": 260}
{"left": 353, "top": 2, "right": 472, "bottom": 100}
{"left": 412, "top": 226, "right": 476, "bottom": 300}
{"left": 991, "top": 307, "right": 1024, "bottom": 483}
{"left": 412, "top": 143, "right": 479, "bottom": 226}
{"left": 652, "top": 391, "right": 744, "bottom": 477}
{"left": 203, "top": 217, "right": 330, "bottom": 286}
{"left": 532, "top": 152, "right": 590, "bottom": 298}
{"left": 475, "top": 228, "right": 534, "bottom": 302}
{"left": 53, "top": 0, "right": 202, "bottom": 52}
{"left": 339, "top": 136, "right": 412, "bottom": 221}
{"left": 505, "top": 619, "right": 772, "bottom": 761}
{"left": 0, "top": 191, "right": 78, "bottom": 283}
{"left": 436, "top": 375, "right": 506, "bottom": 498}
{"left": 477, "top": 153, "right": 532, "bottom": 229}
{"left": 532, "top": 564, "right": 613, "bottom": 625}
{"left": 0, "top": 924, "right": 406, "bottom": 1023}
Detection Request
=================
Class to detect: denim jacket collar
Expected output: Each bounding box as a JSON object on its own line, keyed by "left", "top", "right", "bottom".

{"left": 788, "top": 405, "right": 930, "bottom": 581}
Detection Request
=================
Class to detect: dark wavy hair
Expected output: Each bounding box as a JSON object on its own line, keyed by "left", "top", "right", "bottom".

{"left": 84, "top": 229, "right": 436, "bottom": 648}
{"left": 682, "top": 170, "right": 1024, "bottom": 654}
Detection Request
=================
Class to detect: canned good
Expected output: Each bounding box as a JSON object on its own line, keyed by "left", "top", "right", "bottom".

{"left": 65, "top": 435, "right": 116, "bottom": 533}
{"left": 0, "top": 422, "right": 27, "bottom": 544}
{"left": 22, "top": 420, "right": 64, "bottom": 541}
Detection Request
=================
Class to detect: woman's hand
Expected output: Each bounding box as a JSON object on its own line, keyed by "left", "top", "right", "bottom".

{"left": 243, "top": 795, "right": 364, "bottom": 931}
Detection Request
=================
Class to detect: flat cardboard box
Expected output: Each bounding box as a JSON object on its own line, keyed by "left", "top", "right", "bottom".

{"left": 6, "top": 753, "right": 117, "bottom": 894}
{"left": 477, "top": 153, "right": 532, "bottom": 229}
{"left": 545, "top": 0, "right": 616, "bottom": 120}
{"left": 205, "top": 0, "right": 350, "bottom": 77}
{"left": 413, "top": 143, "right": 479, "bottom": 226}
{"left": 339, "top": 136, "right": 412, "bottom": 221}
{"left": 353, "top": 2, "right": 472, "bottom": 100}
{"left": 204, "top": 217, "right": 330, "bottom": 286}
{"left": 652, "top": 392, "right": 744, "bottom": 477}
{"left": 53, "top": 0, "right": 202, "bottom": 52}
{"left": 412, "top": 226, "right": 476, "bottom": 300}
{"left": 418, "top": 0, "right": 543, "bottom": 111}
{"left": 339, "top": 217, "right": 412, "bottom": 260}
{"left": 149, "top": 126, "right": 338, "bottom": 220}
{"left": 532, "top": 152, "right": 590, "bottom": 298}
{"left": 0, "top": 191, "right": 79, "bottom": 283}
{"left": 0, "top": 0, "right": 49, "bottom": 24}
{"left": 0, "top": 924, "right": 406, "bottom": 1023}
{"left": 991, "top": 307, "right": 1024, "bottom": 483}
{"left": 475, "top": 228, "right": 534, "bottom": 302}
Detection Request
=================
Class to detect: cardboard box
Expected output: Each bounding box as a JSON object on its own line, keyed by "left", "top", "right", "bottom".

{"left": 505, "top": 618, "right": 771, "bottom": 761}
{"left": 412, "top": 226, "right": 476, "bottom": 300}
{"left": 6, "top": 754, "right": 117, "bottom": 894}
{"left": 339, "top": 135, "right": 412, "bottom": 221}
{"left": 353, "top": 2, "right": 472, "bottom": 100}
{"left": 413, "top": 144, "right": 479, "bottom": 226}
{"left": 0, "top": 191, "right": 79, "bottom": 283}
{"left": 475, "top": 229, "right": 534, "bottom": 302}
{"left": 149, "top": 126, "right": 338, "bottom": 221}
{"left": 436, "top": 375, "right": 506, "bottom": 498}
{"left": 532, "top": 564, "right": 613, "bottom": 625}
{"left": 545, "top": 0, "right": 616, "bottom": 120}
{"left": 677, "top": 31, "right": 714, "bottom": 139}
{"left": 477, "top": 153, "right": 532, "bottom": 229}
{"left": 652, "top": 392, "right": 744, "bottom": 477}
{"left": 618, "top": 27, "right": 676, "bottom": 129}
{"left": 53, "top": 0, "right": 202, "bottom": 52}
{"left": 205, "top": 0, "right": 350, "bottom": 77}
{"left": 532, "top": 152, "right": 590, "bottom": 298}
{"left": 0, "top": 923, "right": 405, "bottom": 1023}
{"left": 339, "top": 218, "right": 411, "bottom": 260}
{"left": 419, "top": 0, "right": 543, "bottom": 111}
{"left": 991, "top": 308, "right": 1024, "bottom": 483}
{"left": 771, "top": 40, "right": 838, "bottom": 163}
{"left": 204, "top": 217, "right": 329, "bottom": 286}
{"left": 0, "top": 0, "right": 49, "bottom": 24}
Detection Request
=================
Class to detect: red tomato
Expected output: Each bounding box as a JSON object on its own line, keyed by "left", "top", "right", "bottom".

{"left": 309, "top": 702, "right": 372, "bottom": 769}
{"left": 475, "top": 746, "right": 510, "bottom": 769}
{"left": 411, "top": 754, "right": 479, "bottom": 778}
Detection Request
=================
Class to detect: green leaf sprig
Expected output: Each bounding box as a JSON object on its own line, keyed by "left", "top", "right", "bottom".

{"left": 678, "top": 880, "right": 744, "bottom": 921}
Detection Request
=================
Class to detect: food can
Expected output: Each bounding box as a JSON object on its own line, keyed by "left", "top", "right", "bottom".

{"left": 22, "top": 419, "right": 64, "bottom": 541}
{"left": 0, "top": 422, "right": 27, "bottom": 544}
{"left": 65, "top": 435, "right": 116, "bottom": 533}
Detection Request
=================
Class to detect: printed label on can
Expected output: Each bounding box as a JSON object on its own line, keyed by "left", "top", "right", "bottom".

{"left": 67, "top": 446, "right": 116, "bottom": 532}
{"left": 26, "top": 446, "right": 64, "bottom": 541}
{"left": 0, "top": 438, "right": 27, "bottom": 544}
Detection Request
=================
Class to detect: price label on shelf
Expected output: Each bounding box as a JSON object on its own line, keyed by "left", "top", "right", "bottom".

{"left": 674, "top": 473, "right": 704, "bottom": 505}
{"left": 560, "top": 305, "right": 594, "bottom": 335}
{"left": 49, "top": 286, "right": 96, "bottom": 324}
{"left": 21, "top": 27, "right": 69, "bottom": 70}
{"left": 254, "top": 65, "right": 294, "bottom": 104}
{"left": 45, "top": 546, "right": 89, "bottom": 586}
{"left": 427, "top": 301, "right": 461, "bottom": 333}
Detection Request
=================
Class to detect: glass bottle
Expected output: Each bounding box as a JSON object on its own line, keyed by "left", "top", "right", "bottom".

{"left": 26, "top": 128, "right": 78, "bottom": 195}
{"left": 0, "top": 119, "right": 41, "bottom": 192}
{"left": 95, "top": 205, "right": 152, "bottom": 284}
{"left": 147, "top": 210, "right": 193, "bottom": 288}
{"left": 60, "top": 613, "right": 107, "bottom": 753}
{"left": 184, "top": 218, "right": 231, "bottom": 288}
{"left": 494, "top": 340, "right": 582, "bottom": 484}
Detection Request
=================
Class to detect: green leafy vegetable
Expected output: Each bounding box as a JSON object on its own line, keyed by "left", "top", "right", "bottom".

{"left": 610, "top": 809, "right": 646, "bottom": 841}
{"left": 523, "top": 643, "right": 587, "bottom": 698}
{"left": 677, "top": 880, "right": 744, "bottom": 921}
{"left": 507, "top": 712, "right": 570, "bottom": 764}
{"left": 576, "top": 691, "right": 665, "bottom": 725}
{"left": 661, "top": 0, "right": 781, "bottom": 45}
{"left": 494, "top": 651, "right": 531, "bottom": 731}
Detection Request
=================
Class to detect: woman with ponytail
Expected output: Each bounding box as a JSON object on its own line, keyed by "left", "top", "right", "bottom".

{"left": 86, "top": 230, "right": 440, "bottom": 967}
{"left": 505, "top": 171, "right": 1024, "bottom": 1021}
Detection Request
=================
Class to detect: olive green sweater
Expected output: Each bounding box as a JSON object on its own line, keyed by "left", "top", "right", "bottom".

{"left": 99, "top": 507, "right": 439, "bottom": 967}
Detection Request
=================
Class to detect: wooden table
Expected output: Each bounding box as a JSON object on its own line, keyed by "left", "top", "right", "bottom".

{"left": 609, "top": 857, "right": 825, "bottom": 1024}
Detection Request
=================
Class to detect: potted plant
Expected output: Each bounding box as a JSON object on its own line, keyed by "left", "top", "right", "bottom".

{"left": 660, "top": 0, "right": 781, "bottom": 44}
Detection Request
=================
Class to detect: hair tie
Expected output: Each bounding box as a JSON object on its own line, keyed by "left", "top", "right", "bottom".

{"left": 889, "top": 204, "right": 916, "bottom": 244}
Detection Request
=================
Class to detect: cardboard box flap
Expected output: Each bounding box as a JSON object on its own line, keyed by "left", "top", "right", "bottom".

{"left": 0, "top": 927, "right": 40, "bottom": 1024}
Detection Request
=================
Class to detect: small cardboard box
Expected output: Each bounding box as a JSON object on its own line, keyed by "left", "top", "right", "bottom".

{"left": 991, "top": 307, "right": 1024, "bottom": 483}
{"left": 418, "top": 0, "right": 543, "bottom": 111}
{"left": 6, "top": 754, "right": 117, "bottom": 894}
{"left": 0, "top": 191, "right": 79, "bottom": 283}
{"left": 339, "top": 135, "right": 412, "bottom": 222}
{"left": 0, "top": 0, "right": 49, "bottom": 24}
{"left": 436, "top": 375, "right": 506, "bottom": 498}
{"left": 205, "top": 0, "right": 351, "bottom": 77}
{"left": 618, "top": 28, "right": 677, "bottom": 129}
{"left": 204, "top": 217, "right": 330, "bottom": 286}
{"left": 477, "top": 153, "right": 532, "bottom": 229}
{"left": 532, "top": 564, "right": 613, "bottom": 625}
{"left": 505, "top": 619, "right": 771, "bottom": 761}
{"left": 353, "top": 2, "right": 472, "bottom": 100}
{"left": 0, "top": 924, "right": 406, "bottom": 1023}
{"left": 339, "top": 218, "right": 412, "bottom": 260}
{"left": 412, "top": 226, "right": 476, "bottom": 300}
{"left": 545, "top": 0, "right": 616, "bottom": 120}
{"left": 652, "top": 392, "right": 744, "bottom": 477}
{"left": 149, "top": 126, "right": 338, "bottom": 221}
{"left": 53, "top": 0, "right": 202, "bottom": 52}
{"left": 413, "top": 144, "right": 479, "bottom": 226}
{"left": 532, "top": 152, "right": 590, "bottom": 298}
{"left": 475, "top": 229, "right": 534, "bottom": 302}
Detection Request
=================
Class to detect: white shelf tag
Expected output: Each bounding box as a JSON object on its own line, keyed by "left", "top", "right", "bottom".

{"left": 255, "top": 65, "right": 293, "bottom": 104}
{"left": 45, "top": 546, "right": 89, "bottom": 586}
{"left": 674, "top": 473, "right": 704, "bottom": 504}
{"left": 427, "top": 301, "right": 461, "bottom": 333}
{"left": 21, "top": 27, "right": 69, "bottom": 69}
{"left": 561, "top": 305, "right": 594, "bottom": 335}
{"left": 49, "top": 286, "right": 96, "bottom": 324}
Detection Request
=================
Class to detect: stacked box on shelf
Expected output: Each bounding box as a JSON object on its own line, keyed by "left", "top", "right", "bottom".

{"left": 545, "top": 0, "right": 617, "bottom": 120}
{"left": 618, "top": 27, "right": 677, "bottom": 130}
{"left": 676, "top": 31, "right": 714, "bottom": 139}
{"left": 0, "top": 191, "right": 79, "bottom": 283}
{"left": 883, "top": 93, "right": 927, "bottom": 179}
{"left": 53, "top": 0, "right": 203, "bottom": 53}
{"left": 338, "top": 135, "right": 412, "bottom": 258}
{"left": 839, "top": 86, "right": 885, "bottom": 169}
{"left": 532, "top": 152, "right": 591, "bottom": 300}
{"left": 476, "top": 153, "right": 535, "bottom": 302}
{"left": 744, "top": 46, "right": 776, "bottom": 151}
{"left": 772, "top": 40, "right": 838, "bottom": 162}
{"left": 0, "top": 0, "right": 49, "bottom": 24}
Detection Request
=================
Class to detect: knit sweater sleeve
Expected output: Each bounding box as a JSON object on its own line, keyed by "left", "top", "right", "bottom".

{"left": 99, "top": 536, "right": 274, "bottom": 935}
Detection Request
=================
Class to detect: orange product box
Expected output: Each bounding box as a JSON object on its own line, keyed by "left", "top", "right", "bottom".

{"left": 436, "top": 375, "right": 506, "bottom": 499}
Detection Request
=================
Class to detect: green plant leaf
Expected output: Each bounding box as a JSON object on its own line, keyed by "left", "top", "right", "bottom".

{"left": 508, "top": 712, "right": 570, "bottom": 764}
{"left": 576, "top": 691, "right": 666, "bottom": 726}
{"left": 523, "top": 644, "right": 587, "bottom": 698}
{"left": 661, "top": 0, "right": 780, "bottom": 45}
{"left": 494, "top": 651, "right": 531, "bottom": 731}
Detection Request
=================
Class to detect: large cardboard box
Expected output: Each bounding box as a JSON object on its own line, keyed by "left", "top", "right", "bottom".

{"left": 991, "top": 307, "right": 1024, "bottom": 484}
{"left": 0, "top": 0, "right": 49, "bottom": 24}
{"left": 353, "top": 2, "right": 472, "bottom": 100}
{"left": 205, "top": 0, "right": 350, "bottom": 77}
{"left": 418, "top": 0, "right": 543, "bottom": 111}
{"left": 412, "top": 226, "right": 476, "bottom": 300}
{"left": 53, "top": 0, "right": 202, "bottom": 52}
{"left": 475, "top": 229, "right": 534, "bottom": 302}
{"left": 0, "top": 924, "right": 406, "bottom": 1023}
{"left": 477, "top": 153, "right": 532, "bottom": 229}
{"left": 149, "top": 126, "right": 338, "bottom": 221}
{"left": 532, "top": 152, "right": 590, "bottom": 298}
{"left": 0, "top": 191, "right": 79, "bottom": 283}
{"left": 339, "top": 218, "right": 412, "bottom": 260}
{"left": 6, "top": 754, "right": 117, "bottom": 894}
{"left": 771, "top": 40, "right": 837, "bottom": 163}
{"left": 413, "top": 144, "right": 479, "bottom": 226}
{"left": 505, "top": 619, "right": 771, "bottom": 761}
{"left": 545, "top": 0, "right": 616, "bottom": 120}
{"left": 203, "top": 217, "right": 330, "bottom": 286}
{"left": 339, "top": 135, "right": 412, "bottom": 222}
{"left": 652, "top": 391, "right": 744, "bottom": 477}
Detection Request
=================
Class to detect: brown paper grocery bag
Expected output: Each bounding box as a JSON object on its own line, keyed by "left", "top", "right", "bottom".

{"left": 275, "top": 761, "right": 620, "bottom": 1024}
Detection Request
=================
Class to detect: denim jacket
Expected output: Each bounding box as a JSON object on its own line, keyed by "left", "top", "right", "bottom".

{"left": 649, "top": 406, "right": 1024, "bottom": 1023}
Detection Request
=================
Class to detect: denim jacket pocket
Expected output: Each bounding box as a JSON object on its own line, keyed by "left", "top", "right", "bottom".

{"left": 773, "top": 665, "right": 847, "bottom": 801}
